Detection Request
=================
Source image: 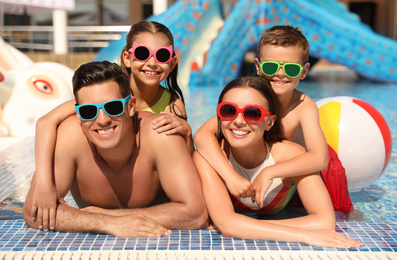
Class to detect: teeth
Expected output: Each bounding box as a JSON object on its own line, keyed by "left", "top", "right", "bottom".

{"left": 145, "top": 71, "right": 157, "bottom": 75}
{"left": 273, "top": 81, "right": 284, "bottom": 85}
{"left": 97, "top": 127, "right": 114, "bottom": 135}
{"left": 232, "top": 130, "right": 248, "bottom": 136}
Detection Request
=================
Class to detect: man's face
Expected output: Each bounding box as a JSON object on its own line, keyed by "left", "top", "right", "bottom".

{"left": 75, "top": 81, "right": 134, "bottom": 151}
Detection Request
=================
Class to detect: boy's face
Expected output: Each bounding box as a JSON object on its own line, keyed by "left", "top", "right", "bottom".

{"left": 255, "top": 45, "right": 310, "bottom": 96}
{"left": 76, "top": 81, "right": 135, "bottom": 151}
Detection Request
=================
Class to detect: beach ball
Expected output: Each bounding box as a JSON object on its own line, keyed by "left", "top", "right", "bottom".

{"left": 316, "top": 96, "right": 392, "bottom": 191}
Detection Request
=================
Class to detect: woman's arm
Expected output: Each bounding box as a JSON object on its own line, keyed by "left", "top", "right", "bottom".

{"left": 193, "top": 151, "right": 362, "bottom": 248}
{"left": 193, "top": 116, "right": 251, "bottom": 198}
{"left": 32, "top": 99, "right": 76, "bottom": 230}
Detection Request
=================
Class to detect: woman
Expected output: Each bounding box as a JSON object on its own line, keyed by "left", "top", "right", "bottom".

{"left": 193, "top": 75, "right": 362, "bottom": 248}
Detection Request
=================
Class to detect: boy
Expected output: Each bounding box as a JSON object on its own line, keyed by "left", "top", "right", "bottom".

{"left": 194, "top": 25, "right": 352, "bottom": 213}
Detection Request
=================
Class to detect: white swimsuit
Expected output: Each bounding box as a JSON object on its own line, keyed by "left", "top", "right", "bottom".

{"left": 228, "top": 142, "right": 296, "bottom": 213}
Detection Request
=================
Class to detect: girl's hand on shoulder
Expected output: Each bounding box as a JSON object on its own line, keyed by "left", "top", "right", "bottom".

{"left": 31, "top": 183, "right": 67, "bottom": 231}
{"left": 250, "top": 170, "right": 273, "bottom": 208}
{"left": 152, "top": 111, "right": 191, "bottom": 138}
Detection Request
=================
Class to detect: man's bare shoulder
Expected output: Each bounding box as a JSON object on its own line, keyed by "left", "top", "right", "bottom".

{"left": 136, "top": 111, "right": 187, "bottom": 151}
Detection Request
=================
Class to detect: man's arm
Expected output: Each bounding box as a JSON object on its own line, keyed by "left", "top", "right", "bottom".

{"left": 94, "top": 119, "right": 209, "bottom": 230}
{"left": 144, "top": 126, "right": 208, "bottom": 229}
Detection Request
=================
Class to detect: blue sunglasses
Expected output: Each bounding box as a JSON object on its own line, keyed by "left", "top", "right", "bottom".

{"left": 75, "top": 95, "right": 131, "bottom": 121}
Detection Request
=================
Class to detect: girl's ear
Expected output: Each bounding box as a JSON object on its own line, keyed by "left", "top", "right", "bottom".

{"left": 254, "top": 58, "right": 261, "bottom": 76}
{"left": 123, "top": 51, "right": 132, "bottom": 68}
{"left": 128, "top": 96, "right": 137, "bottom": 116}
{"left": 300, "top": 62, "right": 310, "bottom": 80}
{"left": 169, "top": 55, "right": 178, "bottom": 72}
{"left": 265, "top": 114, "right": 276, "bottom": 131}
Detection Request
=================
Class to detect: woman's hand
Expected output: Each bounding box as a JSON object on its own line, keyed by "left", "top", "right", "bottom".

{"left": 301, "top": 229, "right": 363, "bottom": 248}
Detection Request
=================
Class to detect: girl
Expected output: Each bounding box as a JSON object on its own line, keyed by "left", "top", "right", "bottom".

{"left": 31, "top": 21, "right": 193, "bottom": 231}
{"left": 193, "top": 75, "right": 362, "bottom": 247}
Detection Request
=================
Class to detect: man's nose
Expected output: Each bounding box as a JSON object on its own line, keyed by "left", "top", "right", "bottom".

{"left": 95, "top": 108, "right": 111, "bottom": 124}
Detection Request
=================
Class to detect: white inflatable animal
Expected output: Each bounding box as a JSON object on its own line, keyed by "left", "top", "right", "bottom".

{"left": 0, "top": 37, "right": 74, "bottom": 136}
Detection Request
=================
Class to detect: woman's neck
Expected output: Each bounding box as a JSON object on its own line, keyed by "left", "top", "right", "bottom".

{"left": 230, "top": 140, "right": 268, "bottom": 169}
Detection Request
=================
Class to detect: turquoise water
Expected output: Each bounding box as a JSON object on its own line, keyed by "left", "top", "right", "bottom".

{"left": 0, "top": 80, "right": 396, "bottom": 253}
{"left": 185, "top": 80, "right": 397, "bottom": 222}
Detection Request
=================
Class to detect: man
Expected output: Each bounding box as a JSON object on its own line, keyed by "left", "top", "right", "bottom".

{"left": 23, "top": 61, "right": 208, "bottom": 238}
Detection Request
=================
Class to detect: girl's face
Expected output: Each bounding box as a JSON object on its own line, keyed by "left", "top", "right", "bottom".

{"left": 220, "top": 87, "right": 275, "bottom": 149}
{"left": 123, "top": 32, "right": 177, "bottom": 90}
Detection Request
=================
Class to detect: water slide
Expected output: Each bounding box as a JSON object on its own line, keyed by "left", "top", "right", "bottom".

{"left": 94, "top": 0, "right": 397, "bottom": 86}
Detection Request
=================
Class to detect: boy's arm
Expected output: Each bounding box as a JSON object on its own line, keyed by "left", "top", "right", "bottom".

{"left": 273, "top": 97, "right": 328, "bottom": 176}
{"left": 193, "top": 116, "right": 251, "bottom": 198}
{"left": 32, "top": 99, "right": 76, "bottom": 230}
{"left": 251, "top": 99, "right": 328, "bottom": 206}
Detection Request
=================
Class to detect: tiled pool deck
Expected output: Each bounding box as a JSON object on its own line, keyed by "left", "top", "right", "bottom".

{"left": 0, "top": 138, "right": 396, "bottom": 259}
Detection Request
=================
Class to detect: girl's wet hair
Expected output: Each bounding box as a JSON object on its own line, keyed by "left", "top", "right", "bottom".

{"left": 121, "top": 20, "right": 186, "bottom": 119}
{"left": 216, "top": 75, "right": 285, "bottom": 143}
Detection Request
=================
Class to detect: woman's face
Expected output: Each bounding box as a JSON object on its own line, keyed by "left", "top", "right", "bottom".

{"left": 220, "top": 87, "right": 275, "bottom": 149}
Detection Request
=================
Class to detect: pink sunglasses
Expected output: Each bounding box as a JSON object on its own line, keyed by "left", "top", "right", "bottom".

{"left": 128, "top": 42, "right": 173, "bottom": 64}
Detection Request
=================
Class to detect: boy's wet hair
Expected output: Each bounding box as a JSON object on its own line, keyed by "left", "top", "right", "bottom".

{"left": 73, "top": 61, "right": 131, "bottom": 104}
{"left": 257, "top": 25, "right": 310, "bottom": 64}
{"left": 120, "top": 20, "right": 186, "bottom": 119}
{"left": 216, "top": 75, "right": 285, "bottom": 143}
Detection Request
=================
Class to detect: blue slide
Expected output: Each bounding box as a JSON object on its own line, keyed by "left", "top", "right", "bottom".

{"left": 95, "top": 0, "right": 397, "bottom": 86}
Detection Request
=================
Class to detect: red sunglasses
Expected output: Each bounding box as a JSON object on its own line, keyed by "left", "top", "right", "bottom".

{"left": 217, "top": 102, "right": 272, "bottom": 124}
{"left": 128, "top": 42, "right": 173, "bottom": 64}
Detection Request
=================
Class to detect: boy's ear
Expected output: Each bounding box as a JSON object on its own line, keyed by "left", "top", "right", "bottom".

{"left": 300, "top": 62, "right": 310, "bottom": 80}
{"left": 128, "top": 96, "right": 137, "bottom": 116}
{"left": 123, "top": 51, "right": 132, "bottom": 68}
{"left": 255, "top": 58, "right": 262, "bottom": 76}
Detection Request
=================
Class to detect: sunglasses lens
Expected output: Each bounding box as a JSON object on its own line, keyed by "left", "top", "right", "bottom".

{"left": 156, "top": 48, "right": 172, "bottom": 63}
{"left": 261, "top": 62, "right": 279, "bottom": 76}
{"left": 284, "top": 64, "right": 302, "bottom": 78}
{"left": 79, "top": 105, "right": 97, "bottom": 120}
{"left": 104, "top": 101, "right": 124, "bottom": 116}
{"left": 134, "top": 46, "right": 150, "bottom": 61}
{"left": 244, "top": 107, "right": 262, "bottom": 123}
{"left": 220, "top": 104, "right": 237, "bottom": 120}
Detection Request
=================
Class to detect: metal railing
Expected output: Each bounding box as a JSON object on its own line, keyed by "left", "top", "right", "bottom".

{"left": 0, "top": 25, "right": 131, "bottom": 53}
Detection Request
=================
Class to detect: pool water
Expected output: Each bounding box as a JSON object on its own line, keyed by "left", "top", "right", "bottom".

{"left": 185, "top": 80, "right": 397, "bottom": 222}
{"left": 0, "top": 80, "right": 396, "bottom": 255}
